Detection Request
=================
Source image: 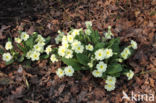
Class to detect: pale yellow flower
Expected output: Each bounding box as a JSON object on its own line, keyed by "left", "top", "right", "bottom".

{"left": 104, "top": 84, "right": 115, "bottom": 91}
{"left": 95, "top": 49, "right": 105, "bottom": 60}
{"left": 21, "top": 32, "right": 29, "bottom": 41}
{"left": 50, "top": 54, "right": 58, "bottom": 63}
{"left": 104, "top": 49, "right": 113, "bottom": 59}
{"left": 64, "top": 66, "right": 74, "bottom": 76}
{"left": 86, "top": 44, "right": 93, "bottom": 51}
{"left": 105, "top": 76, "right": 116, "bottom": 85}
{"left": 30, "top": 51, "right": 40, "bottom": 61}
{"left": 15, "top": 37, "right": 22, "bottom": 43}
{"left": 45, "top": 45, "right": 52, "bottom": 55}
{"left": 56, "top": 68, "right": 64, "bottom": 78}
{"left": 5, "top": 41, "right": 13, "bottom": 50}
{"left": 92, "top": 70, "right": 102, "bottom": 77}
{"left": 2, "top": 52, "right": 12, "bottom": 62}
{"left": 130, "top": 40, "right": 137, "bottom": 49}
{"left": 96, "top": 61, "right": 107, "bottom": 72}
{"left": 126, "top": 70, "right": 134, "bottom": 80}
{"left": 58, "top": 46, "right": 66, "bottom": 57}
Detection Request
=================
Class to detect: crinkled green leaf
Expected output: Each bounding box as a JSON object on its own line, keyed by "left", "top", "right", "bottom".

{"left": 25, "top": 37, "right": 34, "bottom": 49}
{"left": 94, "top": 42, "right": 105, "bottom": 50}
{"left": 94, "top": 30, "right": 100, "bottom": 42}
{"left": 17, "top": 44, "right": 26, "bottom": 53}
{"left": 61, "top": 58, "right": 82, "bottom": 71}
{"left": 40, "top": 54, "right": 49, "bottom": 59}
{"left": 45, "top": 36, "right": 51, "bottom": 44}
{"left": 102, "top": 72, "right": 107, "bottom": 79}
{"left": 90, "top": 30, "right": 100, "bottom": 44}
{"left": 107, "top": 63, "right": 123, "bottom": 74}
{"left": 107, "top": 38, "right": 120, "bottom": 53}
{"left": 110, "top": 73, "right": 121, "bottom": 77}
{"left": 76, "top": 53, "right": 89, "bottom": 66}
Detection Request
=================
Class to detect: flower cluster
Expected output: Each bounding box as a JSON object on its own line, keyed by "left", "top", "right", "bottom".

{"left": 3, "top": 41, "right": 13, "bottom": 62}
{"left": 1, "top": 32, "right": 57, "bottom": 65}
{"left": 54, "top": 21, "right": 137, "bottom": 91}
{"left": 105, "top": 76, "right": 116, "bottom": 91}
{"left": 26, "top": 34, "right": 46, "bottom": 61}
{"left": 120, "top": 40, "right": 137, "bottom": 60}
{"left": 56, "top": 66, "right": 75, "bottom": 78}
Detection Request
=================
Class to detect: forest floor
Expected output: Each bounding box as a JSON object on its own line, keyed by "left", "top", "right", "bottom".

{"left": 0, "top": 0, "right": 156, "bottom": 103}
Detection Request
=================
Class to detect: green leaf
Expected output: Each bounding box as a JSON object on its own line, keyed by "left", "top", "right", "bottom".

{"left": 94, "top": 42, "right": 105, "bottom": 50}
{"left": 45, "top": 36, "right": 51, "bottom": 44}
{"left": 110, "top": 73, "right": 121, "bottom": 77}
{"left": 94, "top": 30, "right": 100, "bottom": 42}
{"left": 0, "top": 48, "right": 4, "bottom": 54}
{"left": 107, "top": 63, "right": 123, "bottom": 74}
{"left": 102, "top": 72, "right": 107, "bottom": 79}
{"left": 17, "top": 55, "right": 25, "bottom": 62}
{"left": 17, "top": 44, "right": 26, "bottom": 53}
{"left": 61, "top": 58, "right": 82, "bottom": 71}
{"left": 8, "top": 38, "right": 12, "bottom": 42}
{"left": 6, "top": 59, "right": 14, "bottom": 65}
{"left": 32, "top": 32, "right": 38, "bottom": 40}
{"left": 108, "top": 38, "right": 120, "bottom": 53}
{"left": 18, "top": 30, "right": 22, "bottom": 34}
{"left": 51, "top": 48, "right": 58, "bottom": 54}
{"left": 76, "top": 53, "right": 89, "bottom": 66}
{"left": 40, "top": 54, "right": 49, "bottom": 59}
{"left": 25, "top": 37, "right": 34, "bottom": 49}
{"left": 90, "top": 30, "right": 100, "bottom": 44}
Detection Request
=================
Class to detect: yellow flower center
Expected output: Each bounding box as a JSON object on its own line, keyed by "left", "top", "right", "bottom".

{"left": 122, "top": 53, "right": 126, "bottom": 57}
{"left": 61, "top": 49, "right": 65, "bottom": 53}
{"left": 60, "top": 71, "right": 63, "bottom": 74}
{"left": 68, "top": 69, "right": 71, "bottom": 73}
{"left": 69, "top": 37, "right": 72, "bottom": 40}
{"left": 67, "top": 52, "right": 70, "bottom": 55}
{"left": 6, "top": 56, "right": 9, "bottom": 59}
{"left": 125, "top": 50, "right": 129, "bottom": 53}
{"left": 98, "top": 53, "right": 102, "bottom": 56}
{"left": 48, "top": 48, "right": 51, "bottom": 51}
{"left": 96, "top": 71, "right": 100, "bottom": 74}
{"left": 34, "top": 54, "right": 37, "bottom": 58}
{"left": 65, "top": 44, "right": 68, "bottom": 47}
{"left": 78, "top": 47, "right": 80, "bottom": 50}
{"left": 106, "top": 51, "right": 110, "bottom": 55}
{"left": 75, "top": 31, "right": 78, "bottom": 35}
{"left": 127, "top": 73, "right": 131, "bottom": 77}
{"left": 108, "top": 85, "right": 112, "bottom": 88}
{"left": 100, "top": 65, "right": 103, "bottom": 69}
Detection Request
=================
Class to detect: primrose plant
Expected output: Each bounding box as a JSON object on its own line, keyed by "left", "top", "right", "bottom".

{"left": 0, "top": 21, "right": 137, "bottom": 91}
{"left": 54, "top": 21, "right": 137, "bottom": 91}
